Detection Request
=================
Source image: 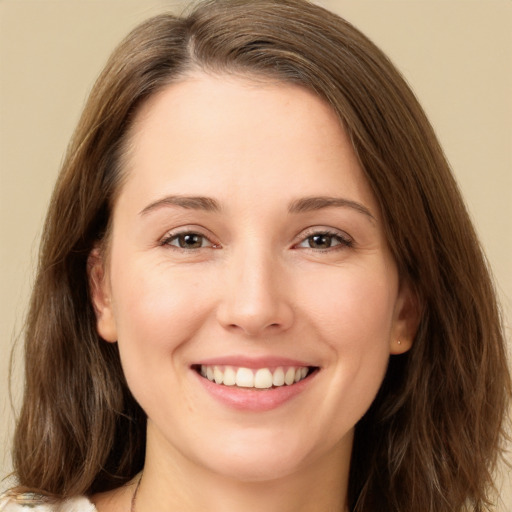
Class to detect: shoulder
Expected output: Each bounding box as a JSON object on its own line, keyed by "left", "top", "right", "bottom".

{"left": 0, "top": 493, "right": 96, "bottom": 512}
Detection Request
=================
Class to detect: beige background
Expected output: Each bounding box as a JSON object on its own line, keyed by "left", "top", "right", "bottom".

{"left": 1, "top": 0, "right": 510, "bottom": 507}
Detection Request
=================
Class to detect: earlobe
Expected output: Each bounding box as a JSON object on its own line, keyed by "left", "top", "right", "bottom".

{"left": 87, "top": 247, "right": 118, "bottom": 343}
{"left": 390, "top": 281, "right": 421, "bottom": 355}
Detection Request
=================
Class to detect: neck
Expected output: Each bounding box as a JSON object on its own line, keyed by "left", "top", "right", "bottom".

{"left": 135, "top": 425, "right": 352, "bottom": 512}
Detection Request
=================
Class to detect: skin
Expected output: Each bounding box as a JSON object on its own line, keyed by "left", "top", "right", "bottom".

{"left": 90, "top": 73, "right": 418, "bottom": 512}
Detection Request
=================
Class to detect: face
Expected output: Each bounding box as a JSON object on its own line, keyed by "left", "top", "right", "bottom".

{"left": 90, "top": 73, "right": 416, "bottom": 483}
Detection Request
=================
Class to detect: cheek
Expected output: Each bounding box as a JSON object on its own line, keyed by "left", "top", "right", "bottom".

{"left": 109, "top": 259, "right": 214, "bottom": 386}
{"left": 300, "top": 261, "right": 398, "bottom": 345}
{"left": 297, "top": 262, "right": 397, "bottom": 423}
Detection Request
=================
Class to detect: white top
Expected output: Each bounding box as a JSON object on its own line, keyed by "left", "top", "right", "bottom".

{"left": 0, "top": 494, "right": 96, "bottom": 512}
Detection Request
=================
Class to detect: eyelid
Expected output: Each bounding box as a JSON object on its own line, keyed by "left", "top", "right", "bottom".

{"left": 158, "top": 225, "right": 352, "bottom": 251}
{"left": 293, "top": 226, "right": 353, "bottom": 250}
{"left": 159, "top": 226, "right": 220, "bottom": 249}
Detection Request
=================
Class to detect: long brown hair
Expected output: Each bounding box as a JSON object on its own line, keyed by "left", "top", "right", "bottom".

{"left": 12, "top": 1, "right": 510, "bottom": 510}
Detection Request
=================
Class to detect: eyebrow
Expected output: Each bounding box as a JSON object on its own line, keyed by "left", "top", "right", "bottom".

{"left": 139, "top": 194, "right": 375, "bottom": 222}
{"left": 139, "top": 195, "right": 221, "bottom": 216}
{"left": 288, "top": 196, "right": 375, "bottom": 222}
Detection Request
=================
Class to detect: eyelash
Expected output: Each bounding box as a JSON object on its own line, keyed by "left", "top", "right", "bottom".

{"left": 295, "top": 229, "right": 353, "bottom": 251}
{"left": 160, "top": 231, "right": 219, "bottom": 250}
{"left": 160, "top": 228, "right": 353, "bottom": 252}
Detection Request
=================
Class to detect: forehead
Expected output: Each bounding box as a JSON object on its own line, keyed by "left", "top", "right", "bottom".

{"left": 116, "top": 72, "right": 376, "bottom": 215}
{"left": 130, "top": 72, "right": 343, "bottom": 148}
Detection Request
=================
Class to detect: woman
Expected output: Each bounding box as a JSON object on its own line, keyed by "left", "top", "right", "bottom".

{"left": 2, "top": 0, "right": 510, "bottom": 511}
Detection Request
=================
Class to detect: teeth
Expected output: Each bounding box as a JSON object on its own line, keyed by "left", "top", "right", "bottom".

{"left": 223, "top": 366, "right": 236, "bottom": 386}
{"left": 254, "top": 368, "right": 273, "bottom": 389}
{"left": 272, "top": 367, "right": 285, "bottom": 386}
{"left": 236, "top": 367, "right": 254, "bottom": 388}
{"left": 284, "top": 367, "right": 295, "bottom": 385}
{"left": 199, "top": 365, "right": 311, "bottom": 389}
{"left": 213, "top": 366, "right": 224, "bottom": 384}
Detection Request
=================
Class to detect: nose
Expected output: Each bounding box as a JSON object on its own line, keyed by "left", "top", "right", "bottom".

{"left": 216, "top": 247, "right": 294, "bottom": 337}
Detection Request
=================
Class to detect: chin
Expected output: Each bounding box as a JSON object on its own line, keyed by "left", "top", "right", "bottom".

{"left": 200, "top": 451, "right": 307, "bottom": 483}
{"left": 188, "top": 426, "right": 342, "bottom": 484}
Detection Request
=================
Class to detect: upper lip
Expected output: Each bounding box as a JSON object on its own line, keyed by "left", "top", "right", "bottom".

{"left": 193, "top": 355, "right": 318, "bottom": 369}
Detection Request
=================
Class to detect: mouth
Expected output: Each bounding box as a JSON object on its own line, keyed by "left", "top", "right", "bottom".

{"left": 192, "top": 364, "right": 319, "bottom": 390}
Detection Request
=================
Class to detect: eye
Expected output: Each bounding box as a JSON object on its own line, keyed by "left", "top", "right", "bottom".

{"left": 161, "top": 232, "right": 216, "bottom": 249}
{"left": 296, "top": 230, "right": 352, "bottom": 250}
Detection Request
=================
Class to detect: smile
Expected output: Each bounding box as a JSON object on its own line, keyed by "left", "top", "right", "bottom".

{"left": 196, "top": 365, "right": 315, "bottom": 389}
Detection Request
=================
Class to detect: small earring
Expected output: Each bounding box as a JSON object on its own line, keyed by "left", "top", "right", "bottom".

{"left": 397, "top": 340, "right": 401, "bottom": 345}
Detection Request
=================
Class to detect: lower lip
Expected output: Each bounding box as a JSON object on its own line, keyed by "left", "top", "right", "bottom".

{"left": 193, "top": 370, "right": 317, "bottom": 412}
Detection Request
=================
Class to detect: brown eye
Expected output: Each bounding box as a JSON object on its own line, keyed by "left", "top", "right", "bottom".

{"left": 308, "top": 234, "right": 335, "bottom": 249}
{"left": 296, "top": 230, "right": 352, "bottom": 251}
{"left": 165, "top": 232, "right": 209, "bottom": 249}
{"left": 179, "top": 234, "right": 204, "bottom": 248}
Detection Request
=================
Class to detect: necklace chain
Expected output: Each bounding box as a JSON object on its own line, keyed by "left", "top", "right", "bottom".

{"left": 130, "top": 474, "right": 142, "bottom": 512}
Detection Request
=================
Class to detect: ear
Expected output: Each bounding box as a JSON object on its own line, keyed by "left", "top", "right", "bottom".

{"left": 390, "top": 280, "right": 421, "bottom": 355}
{"left": 87, "top": 246, "right": 118, "bottom": 343}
